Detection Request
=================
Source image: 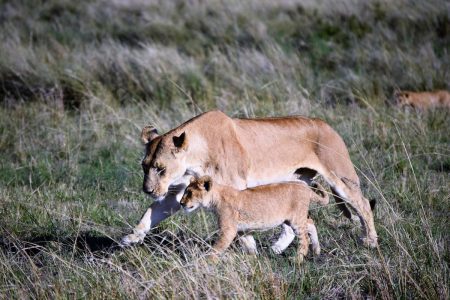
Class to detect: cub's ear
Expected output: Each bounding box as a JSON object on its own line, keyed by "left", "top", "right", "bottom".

{"left": 190, "top": 176, "right": 198, "bottom": 184}
{"left": 141, "top": 126, "right": 159, "bottom": 144}
{"left": 200, "top": 175, "right": 213, "bottom": 192}
{"left": 173, "top": 132, "right": 188, "bottom": 150}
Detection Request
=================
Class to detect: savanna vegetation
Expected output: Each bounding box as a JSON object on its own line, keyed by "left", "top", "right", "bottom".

{"left": 0, "top": 0, "right": 449, "bottom": 298}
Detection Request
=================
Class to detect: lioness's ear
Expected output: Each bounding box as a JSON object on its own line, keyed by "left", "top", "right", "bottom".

{"left": 173, "top": 132, "right": 188, "bottom": 150}
{"left": 201, "top": 176, "right": 213, "bottom": 192}
{"left": 141, "top": 126, "right": 159, "bottom": 144}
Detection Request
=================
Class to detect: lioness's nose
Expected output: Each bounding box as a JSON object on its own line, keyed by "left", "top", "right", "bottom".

{"left": 143, "top": 187, "right": 154, "bottom": 194}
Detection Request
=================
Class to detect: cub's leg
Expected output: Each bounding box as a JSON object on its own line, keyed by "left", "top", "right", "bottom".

{"left": 289, "top": 218, "right": 309, "bottom": 263}
{"left": 307, "top": 218, "right": 320, "bottom": 255}
{"left": 271, "top": 223, "right": 296, "bottom": 254}
{"left": 239, "top": 235, "right": 258, "bottom": 255}
{"left": 212, "top": 224, "right": 238, "bottom": 256}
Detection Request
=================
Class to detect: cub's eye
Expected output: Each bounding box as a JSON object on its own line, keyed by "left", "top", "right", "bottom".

{"left": 186, "top": 190, "right": 192, "bottom": 198}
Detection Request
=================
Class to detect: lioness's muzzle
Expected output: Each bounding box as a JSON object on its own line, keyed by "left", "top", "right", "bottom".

{"left": 143, "top": 188, "right": 167, "bottom": 201}
{"left": 143, "top": 187, "right": 154, "bottom": 194}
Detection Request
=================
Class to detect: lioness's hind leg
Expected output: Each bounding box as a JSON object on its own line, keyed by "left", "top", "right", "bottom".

{"left": 271, "top": 223, "right": 296, "bottom": 254}
{"left": 319, "top": 168, "right": 378, "bottom": 248}
{"left": 330, "top": 187, "right": 353, "bottom": 219}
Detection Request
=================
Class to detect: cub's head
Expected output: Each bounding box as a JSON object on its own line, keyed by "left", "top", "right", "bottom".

{"left": 395, "top": 91, "right": 411, "bottom": 107}
{"left": 140, "top": 125, "right": 189, "bottom": 200}
{"left": 180, "top": 176, "right": 213, "bottom": 212}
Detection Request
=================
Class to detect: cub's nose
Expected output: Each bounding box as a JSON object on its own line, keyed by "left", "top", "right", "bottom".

{"left": 180, "top": 201, "right": 186, "bottom": 207}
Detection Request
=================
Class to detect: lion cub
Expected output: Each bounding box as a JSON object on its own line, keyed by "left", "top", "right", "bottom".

{"left": 180, "top": 176, "right": 329, "bottom": 262}
{"left": 396, "top": 90, "right": 450, "bottom": 109}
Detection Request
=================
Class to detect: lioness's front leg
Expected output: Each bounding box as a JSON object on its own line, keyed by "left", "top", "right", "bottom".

{"left": 121, "top": 176, "right": 191, "bottom": 246}
{"left": 121, "top": 190, "right": 183, "bottom": 246}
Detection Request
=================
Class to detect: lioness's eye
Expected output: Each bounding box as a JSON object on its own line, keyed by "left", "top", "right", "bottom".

{"left": 156, "top": 167, "right": 166, "bottom": 176}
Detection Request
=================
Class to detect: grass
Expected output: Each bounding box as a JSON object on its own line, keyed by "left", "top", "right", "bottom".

{"left": 0, "top": 0, "right": 449, "bottom": 298}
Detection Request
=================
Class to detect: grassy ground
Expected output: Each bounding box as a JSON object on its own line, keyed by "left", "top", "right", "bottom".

{"left": 0, "top": 0, "right": 449, "bottom": 298}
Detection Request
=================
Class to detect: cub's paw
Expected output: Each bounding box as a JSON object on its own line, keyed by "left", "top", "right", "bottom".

{"left": 296, "top": 254, "right": 305, "bottom": 264}
{"left": 120, "top": 231, "right": 146, "bottom": 247}
{"left": 205, "top": 253, "right": 220, "bottom": 264}
{"left": 361, "top": 236, "right": 378, "bottom": 248}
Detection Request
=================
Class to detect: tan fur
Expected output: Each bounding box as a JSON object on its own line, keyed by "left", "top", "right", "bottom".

{"left": 396, "top": 90, "right": 450, "bottom": 109}
{"left": 181, "top": 176, "right": 327, "bottom": 261}
{"left": 122, "top": 110, "right": 378, "bottom": 248}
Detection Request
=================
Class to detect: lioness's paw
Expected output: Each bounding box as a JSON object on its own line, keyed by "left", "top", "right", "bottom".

{"left": 247, "top": 248, "right": 258, "bottom": 255}
{"left": 120, "top": 232, "right": 145, "bottom": 247}
{"left": 271, "top": 244, "right": 284, "bottom": 255}
{"left": 313, "top": 245, "right": 321, "bottom": 256}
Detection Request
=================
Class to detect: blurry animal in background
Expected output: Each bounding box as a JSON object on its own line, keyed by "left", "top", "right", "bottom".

{"left": 180, "top": 176, "right": 328, "bottom": 261}
{"left": 395, "top": 90, "right": 450, "bottom": 109}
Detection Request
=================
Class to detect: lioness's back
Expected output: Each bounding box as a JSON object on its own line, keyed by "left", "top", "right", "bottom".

{"left": 232, "top": 116, "right": 321, "bottom": 164}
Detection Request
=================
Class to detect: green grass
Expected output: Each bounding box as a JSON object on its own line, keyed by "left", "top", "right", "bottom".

{"left": 0, "top": 0, "right": 449, "bottom": 298}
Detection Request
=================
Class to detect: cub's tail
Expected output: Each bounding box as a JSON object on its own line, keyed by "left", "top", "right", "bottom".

{"left": 310, "top": 182, "right": 329, "bottom": 205}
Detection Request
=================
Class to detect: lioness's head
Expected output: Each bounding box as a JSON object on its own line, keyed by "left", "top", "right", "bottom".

{"left": 140, "top": 125, "right": 189, "bottom": 200}
{"left": 395, "top": 91, "right": 411, "bottom": 106}
{"left": 180, "top": 176, "right": 213, "bottom": 212}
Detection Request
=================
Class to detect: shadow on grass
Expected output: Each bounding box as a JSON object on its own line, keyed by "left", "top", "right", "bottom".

{"left": 430, "top": 160, "right": 450, "bottom": 173}
{"left": 0, "top": 228, "right": 210, "bottom": 259}
{"left": 0, "top": 232, "right": 118, "bottom": 257}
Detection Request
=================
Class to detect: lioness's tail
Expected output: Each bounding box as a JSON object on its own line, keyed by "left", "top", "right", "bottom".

{"left": 310, "top": 182, "right": 329, "bottom": 205}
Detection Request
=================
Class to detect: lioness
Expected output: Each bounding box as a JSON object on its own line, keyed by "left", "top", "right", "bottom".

{"left": 121, "top": 111, "right": 378, "bottom": 249}
{"left": 396, "top": 90, "right": 450, "bottom": 109}
{"left": 180, "top": 176, "right": 327, "bottom": 261}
